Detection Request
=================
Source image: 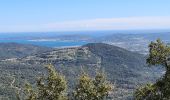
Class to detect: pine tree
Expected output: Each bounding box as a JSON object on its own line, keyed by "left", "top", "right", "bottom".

{"left": 16, "top": 65, "right": 113, "bottom": 100}
{"left": 73, "top": 71, "right": 113, "bottom": 100}
{"left": 17, "top": 64, "right": 67, "bottom": 100}
{"left": 36, "top": 64, "right": 67, "bottom": 100}
{"left": 93, "top": 72, "right": 113, "bottom": 100}
{"left": 135, "top": 39, "right": 170, "bottom": 100}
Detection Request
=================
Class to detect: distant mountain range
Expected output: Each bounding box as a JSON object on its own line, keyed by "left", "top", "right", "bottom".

{"left": 0, "top": 43, "right": 163, "bottom": 100}
{"left": 0, "top": 32, "right": 170, "bottom": 55}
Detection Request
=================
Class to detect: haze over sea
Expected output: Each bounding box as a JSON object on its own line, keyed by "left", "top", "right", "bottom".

{"left": 0, "top": 30, "right": 169, "bottom": 48}
{"left": 0, "top": 32, "right": 88, "bottom": 48}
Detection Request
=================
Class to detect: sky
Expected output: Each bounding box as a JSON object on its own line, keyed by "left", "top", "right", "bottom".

{"left": 0, "top": 0, "right": 170, "bottom": 32}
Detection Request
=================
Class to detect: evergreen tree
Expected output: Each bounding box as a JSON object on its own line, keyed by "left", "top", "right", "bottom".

{"left": 135, "top": 39, "right": 170, "bottom": 100}
{"left": 16, "top": 65, "right": 113, "bottom": 100}
{"left": 17, "top": 64, "right": 67, "bottom": 100}
{"left": 93, "top": 72, "right": 113, "bottom": 100}
{"left": 73, "top": 71, "right": 113, "bottom": 100}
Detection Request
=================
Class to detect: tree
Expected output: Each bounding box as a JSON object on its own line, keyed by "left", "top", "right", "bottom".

{"left": 17, "top": 64, "right": 67, "bottom": 100}
{"left": 16, "top": 65, "right": 113, "bottom": 100}
{"left": 135, "top": 39, "right": 170, "bottom": 100}
{"left": 135, "top": 83, "right": 161, "bottom": 100}
{"left": 73, "top": 71, "right": 113, "bottom": 100}
{"left": 147, "top": 39, "right": 170, "bottom": 67}
{"left": 93, "top": 72, "right": 113, "bottom": 100}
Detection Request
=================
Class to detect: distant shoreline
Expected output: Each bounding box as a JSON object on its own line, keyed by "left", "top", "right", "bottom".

{"left": 54, "top": 45, "right": 82, "bottom": 49}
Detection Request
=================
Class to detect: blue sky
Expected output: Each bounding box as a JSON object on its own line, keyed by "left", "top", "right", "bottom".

{"left": 0, "top": 0, "right": 170, "bottom": 32}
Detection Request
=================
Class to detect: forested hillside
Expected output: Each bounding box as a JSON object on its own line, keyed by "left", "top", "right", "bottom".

{"left": 0, "top": 43, "right": 163, "bottom": 99}
{"left": 0, "top": 43, "right": 52, "bottom": 60}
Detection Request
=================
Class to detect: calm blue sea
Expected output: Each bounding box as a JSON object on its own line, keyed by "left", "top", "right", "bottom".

{"left": 0, "top": 30, "right": 169, "bottom": 47}
{"left": 0, "top": 32, "right": 95, "bottom": 47}
{"left": 0, "top": 39, "right": 88, "bottom": 48}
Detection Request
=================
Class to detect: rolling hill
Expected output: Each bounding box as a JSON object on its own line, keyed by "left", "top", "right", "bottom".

{"left": 0, "top": 43, "right": 163, "bottom": 99}
{"left": 0, "top": 43, "right": 52, "bottom": 60}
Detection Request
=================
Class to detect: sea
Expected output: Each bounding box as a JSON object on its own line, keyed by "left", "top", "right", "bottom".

{"left": 0, "top": 39, "right": 88, "bottom": 48}
{"left": 0, "top": 30, "right": 169, "bottom": 48}
{"left": 0, "top": 32, "right": 91, "bottom": 48}
{"left": 0, "top": 31, "right": 121, "bottom": 48}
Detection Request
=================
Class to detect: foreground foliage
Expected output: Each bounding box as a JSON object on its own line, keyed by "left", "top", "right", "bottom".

{"left": 135, "top": 39, "right": 170, "bottom": 100}
{"left": 17, "top": 65, "right": 113, "bottom": 100}
{"left": 17, "top": 64, "right": 67, "bottom": 100}
{"left": 73, "top": 72, "right": 113, "bottom": 100}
